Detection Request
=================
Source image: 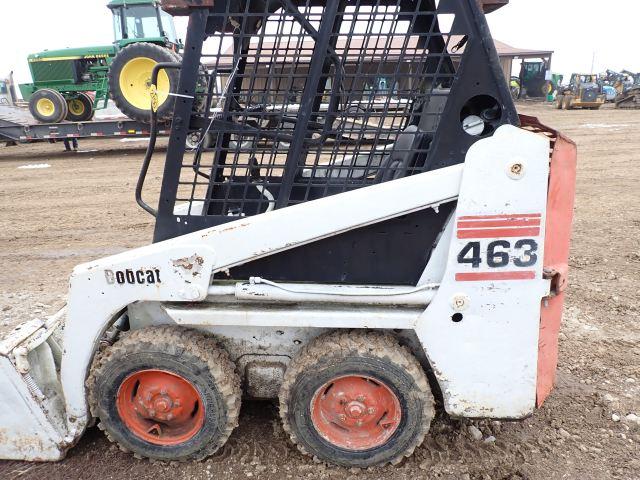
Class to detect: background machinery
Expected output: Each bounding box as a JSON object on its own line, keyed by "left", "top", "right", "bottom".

{"left": 556, "top": 73, "right": 606, "bottom": 110}
{"left": 18, "top": 0, "right": 181, "bottom": 123}
{"left": 512, "top": 60, "right": 550, "bottom": 99}
{"left": 614, "top": 70, "right": 640, "bottom": 109}
{"left": 0, "top": 72, "right": 18, "bottom": 106}
{"left": 0, "top": 0, "right": 576, "bottom": 469}
{"left": 510, "top": 60, "right": 561, "bottom": 100}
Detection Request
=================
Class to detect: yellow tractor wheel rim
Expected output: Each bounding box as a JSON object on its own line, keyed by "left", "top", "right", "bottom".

{"left": 36, "top": 98, "right": 56, "bottom": 117}
{"left": 68, "top": 98, "right": 85, "bottom": 116}
{"left": 119, "top": 57, "right": 170, "bottom": 111}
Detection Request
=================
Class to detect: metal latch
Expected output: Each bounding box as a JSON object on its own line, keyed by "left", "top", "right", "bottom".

{"left": 543, "top": 264, "right": 569, "bottom": 298}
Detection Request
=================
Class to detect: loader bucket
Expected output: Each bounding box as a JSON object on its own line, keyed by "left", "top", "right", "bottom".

{"left": 0, "top": 310, "right": 69, "bottom": 460}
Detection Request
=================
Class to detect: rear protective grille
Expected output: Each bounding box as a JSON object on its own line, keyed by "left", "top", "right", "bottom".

{"left": 154, "top": 0, "right": 518, "bottom": 242}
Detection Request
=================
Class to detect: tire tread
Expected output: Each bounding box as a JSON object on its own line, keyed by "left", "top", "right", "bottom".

{"left": 87, "top": 325, "right": 241, "bottom": 462}
{"left": 278, "top": 330, "right": 434, "bottom": 467}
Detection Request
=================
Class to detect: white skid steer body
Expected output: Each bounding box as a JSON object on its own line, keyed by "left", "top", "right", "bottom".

{"left": 0, "top": 124, "right": 575, "bottom": 461}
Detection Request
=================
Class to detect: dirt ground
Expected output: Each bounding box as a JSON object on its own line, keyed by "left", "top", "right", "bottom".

{"left": 0, "top": 103, "right": 638, "bottom": 480}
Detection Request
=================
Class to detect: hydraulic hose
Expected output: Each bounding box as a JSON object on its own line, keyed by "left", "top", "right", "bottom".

{"left": 136, "top": 61, "right": 182, "bottom": 217}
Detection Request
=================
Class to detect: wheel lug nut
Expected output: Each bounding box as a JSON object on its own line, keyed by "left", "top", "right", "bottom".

{"left": 148, "top": 409, "right": 156, "bottom": 417}
{"left": 338, "top": 414, "right": 347, "bottom": 422}
{"left": 356, "top": 420, "right": 363, "bottom": 427}
{"left": 367, "top": 407, "right": 375, "bottom": 415}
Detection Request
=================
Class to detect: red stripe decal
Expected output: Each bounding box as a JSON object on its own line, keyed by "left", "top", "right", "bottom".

{"left": 457, "top": 227, "right": 541, "bottom": 239}
{"left": 458, "top": 219, "right": 541, "bottom": 228}
{"left": 455, "top": 271, "right": 536, "bottom": 281}
{"left": 459, "top": 213, "right": 542, "bottom": 221}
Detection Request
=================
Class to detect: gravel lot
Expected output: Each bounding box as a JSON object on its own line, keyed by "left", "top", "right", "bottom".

{"left": 0, "top": 103, "right": 638, "bottom": 480}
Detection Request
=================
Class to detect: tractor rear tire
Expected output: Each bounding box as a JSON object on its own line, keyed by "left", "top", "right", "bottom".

{"left": 170, "top": 51, "right": 208, "bottom": 114}
{"left": 279, "top": 331, "right": 434, "bottom": 468}
{"left": 66, "top": 93, "right": 95, "bottom": 122}
{"left": 108, "top": 43, "right": 179, "bottom": 123}
{"left": 87, "top": 326, "right": 241, "bottom": 462}
{"left": 28, "top": 89, "right": 68, "bottom": 123}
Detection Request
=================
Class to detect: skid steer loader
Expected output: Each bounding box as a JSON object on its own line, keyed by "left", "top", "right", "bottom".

{"left": 0, "top": 0, "right": 577, "bottom": 468}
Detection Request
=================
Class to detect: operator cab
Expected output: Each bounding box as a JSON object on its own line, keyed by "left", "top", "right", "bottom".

{"left": 108, "top": 0, "right": 179, "bottom": 49}
{"left": 571, "top": 74, "right": 599, "bottom": 89}
{"left": 142, "top": 0, "right": 519, "bottom": 285}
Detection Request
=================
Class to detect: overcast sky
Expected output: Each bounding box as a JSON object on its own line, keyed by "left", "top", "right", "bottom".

{"left": 1, "top": 0, "right": 638, "bottom": 92}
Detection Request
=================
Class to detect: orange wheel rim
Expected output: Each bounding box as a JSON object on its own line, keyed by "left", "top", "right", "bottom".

{"left": 116, "top": 369, "right": 205, "bottom": 445}
{"left": 310, "top": 375, "right": 401, "bottom": 451}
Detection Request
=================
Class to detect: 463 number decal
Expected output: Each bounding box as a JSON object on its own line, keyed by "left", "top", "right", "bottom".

{"left": 457, "top": 239, "right": 538, "bottom": 269}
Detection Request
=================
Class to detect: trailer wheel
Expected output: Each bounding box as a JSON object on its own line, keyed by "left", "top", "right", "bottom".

{"left": 28, "top": 89, "right": 68, "bottom": 123}
{"left": 185, "top": 130, "right": 214, "bottom": 150}
{"left": 108, "top": 43, "right": 179, "bottom": 122}
{"left": 66, "top": 93, "right": 95, "bottom": 122}
{"left": 279, "top": 331, "right": 434, "bottom": 467}
{"left": 87, "top": 326, "right": 241, "bottom": 461}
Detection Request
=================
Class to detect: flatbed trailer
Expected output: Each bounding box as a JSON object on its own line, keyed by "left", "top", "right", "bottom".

{"left": 0, "top": 105, "right": 170, "bottom": 144}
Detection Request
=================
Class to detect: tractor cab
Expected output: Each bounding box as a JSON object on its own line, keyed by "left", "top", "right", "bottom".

{"left": 108, "top": 0, "right": 180, "bottom": 50}
{"left": 520, "top": 60, "right": 551, "bottom": 98}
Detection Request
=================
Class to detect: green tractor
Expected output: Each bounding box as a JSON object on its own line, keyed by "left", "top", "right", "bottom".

{"left": 510, "top": 60, "right": 552, "bottom": 99}
{"left": 19, "top": 0, "right": 181, "bottom": 123}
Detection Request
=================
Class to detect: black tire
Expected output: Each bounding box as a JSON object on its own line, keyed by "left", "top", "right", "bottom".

{"left": 279, "top": 331, "right": 434, "bottom": 468}
{"left": 563, "top": 95, "right": 573, "bottom": 110}
{"left": 87, "top": 326, "right": 241, "bottom": 462}
{"left": 65, "top": 93, "right": 95, "bottom": 122}
{"left": 108, "top": 43, "right": 179, "bottom": 122}
{"left": 28, "top": 88, "right": 68, "bottom": 123}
